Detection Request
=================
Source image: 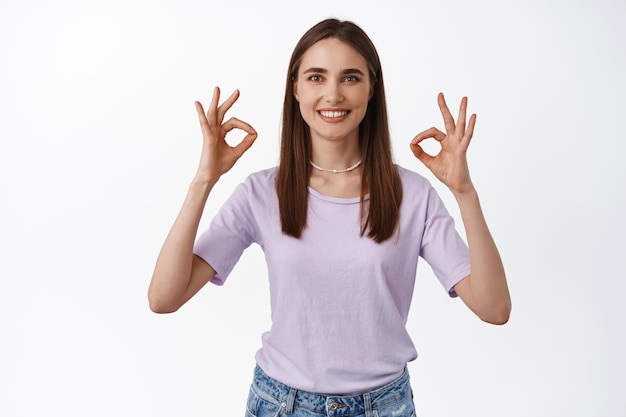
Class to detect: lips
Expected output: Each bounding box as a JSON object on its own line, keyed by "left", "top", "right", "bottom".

{"left": 318, "top": 110, "right": 349, "bottom": 119}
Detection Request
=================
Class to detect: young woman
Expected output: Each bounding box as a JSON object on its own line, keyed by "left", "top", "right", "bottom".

{"left": 148, "top": 18, "right": 510, "bottom": 417}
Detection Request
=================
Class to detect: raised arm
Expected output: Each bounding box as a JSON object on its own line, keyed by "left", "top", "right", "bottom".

{"left": 148, "top": 87, "right": 257, "bottom": 313}
{"left": 410, "top": 93, "right": 511, "bottom": 324}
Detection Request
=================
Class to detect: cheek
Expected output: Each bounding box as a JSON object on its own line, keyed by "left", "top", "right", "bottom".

{"left": 349, "top": 87, "right": 371, "bottom": 105}
{"left": 353, "top": 91, "right": 371, "bottom": 115}
{"left": 297, "top": 96, "right": 317, "bottom": 115}
{"left": 296, "top": 101, "right": 317, "bottom": 125}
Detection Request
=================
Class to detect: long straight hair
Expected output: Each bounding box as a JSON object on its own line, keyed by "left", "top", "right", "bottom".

{"left": 276, "top": 19, "right": 402, "bottom": 243}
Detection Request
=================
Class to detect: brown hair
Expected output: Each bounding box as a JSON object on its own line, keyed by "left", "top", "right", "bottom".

{"left": 276, "top": 18, "right": 402, "bottom": 243}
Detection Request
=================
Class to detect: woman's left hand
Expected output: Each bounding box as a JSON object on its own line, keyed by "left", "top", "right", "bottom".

{"left": 410, "top": 93, "right": 476, "bottom": 195}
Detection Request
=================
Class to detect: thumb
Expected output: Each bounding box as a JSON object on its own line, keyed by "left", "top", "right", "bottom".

{"left": 410, "top": 142, "right": 433, "bottom": 168}
{"left": 232, "top": 130, "right": 258, "bottom": 158}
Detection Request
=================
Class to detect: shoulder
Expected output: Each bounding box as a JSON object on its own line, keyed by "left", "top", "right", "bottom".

{"left": 216, "top": 167, "right": 278, "bottom": 224}
{"left": 244, "top": 166, "right": 277, "bottom": 183}
{"left": 395, "top": 165, "right": 432, "bottom": 193}
{"left": 219, "top": 167, "right": 277, "bottom": 207}
{"left": 230, "top": 167, "right": 279, "bottom": 206}
{"left": 395, "top": 165, "right": 456, "bottom": 224}
{"left": 394, "top": 164, "right": 446, "bottom": 214}
{"left": 239, "top": 167, "right": 277, "bottom": 191}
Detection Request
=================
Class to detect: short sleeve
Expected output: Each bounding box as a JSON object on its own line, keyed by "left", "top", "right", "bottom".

{"left": 419, "top": 186, "right": 471, "bottom": 297}
{"left": 193, "top": 180, "right": 258, "bottom": 286}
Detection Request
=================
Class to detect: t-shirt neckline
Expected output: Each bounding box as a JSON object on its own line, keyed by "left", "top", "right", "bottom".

{"left": 307, "top": 186, "right": 369, "bottom": 205}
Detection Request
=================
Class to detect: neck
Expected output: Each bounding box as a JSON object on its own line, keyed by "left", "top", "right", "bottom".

{"left": 310, "top": 143, "right": 361, "bottom": 174}
{"left": 310, "top": 159, "right": 362, "bottom": 174}
{"left": 309, "top": 124, "right": 360, "bottom": 155}
{"left": 308, "top": 162, "right": 362, "bottom": 198}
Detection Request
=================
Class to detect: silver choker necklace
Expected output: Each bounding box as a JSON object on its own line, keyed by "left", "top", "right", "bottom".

{"left": 310, "top": 159, "right": 362, "bottom": 174}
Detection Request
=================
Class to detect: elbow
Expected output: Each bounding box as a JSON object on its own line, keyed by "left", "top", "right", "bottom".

{"left": 149, "top": 301, "right": 179, "bottom": 314}
{"left": 148, "top": 291, "right": 180, "bottom": 314}
{"left": 480, "top": 304, "right": 511, "bottom": 325}
{"left": 482, "top": 312, "right": 510, "bottom": 325}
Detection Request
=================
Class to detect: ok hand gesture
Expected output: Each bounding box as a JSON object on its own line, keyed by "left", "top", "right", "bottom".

{"left": 194, "top": 87, "right": 257, "bottom": 184}
{"left": 410, "top": 93, "right": 476, "bottom": 195}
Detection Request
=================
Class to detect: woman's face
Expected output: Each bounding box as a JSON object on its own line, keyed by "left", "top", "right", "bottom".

{"left": 293, "top": 38, "right": 372, "bottom": 146}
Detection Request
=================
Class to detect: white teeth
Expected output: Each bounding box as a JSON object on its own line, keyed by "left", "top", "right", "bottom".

{"left": 319, "top": 110, "right": 348, "bottom": 118}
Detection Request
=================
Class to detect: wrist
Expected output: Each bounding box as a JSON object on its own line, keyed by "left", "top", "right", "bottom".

{"left": 452, "top": 184, "right": 479, "bottom": 204}
{"left": 190, "top": 175, "right": 218, "bottom": 195}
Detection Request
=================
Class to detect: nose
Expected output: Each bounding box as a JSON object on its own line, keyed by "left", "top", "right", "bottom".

{"left": 323, "top": 80, "right": 343, "bottom": 104}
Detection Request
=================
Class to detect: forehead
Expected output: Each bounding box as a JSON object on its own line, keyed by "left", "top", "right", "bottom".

{"left": 299, "top": 38, "right": 368, "bottom": 72}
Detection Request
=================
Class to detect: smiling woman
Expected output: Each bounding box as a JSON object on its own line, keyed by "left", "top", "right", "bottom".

{"left": 294, "top": 38, "right": 372, "bottom": 147}
{"left": 293, "top": 39, "right": 372, "bottom": 201}
{"left": 148, "top": 18, "right": 510, "bottom": 417}
{"left": 278, "top": 23, "right": 402, "bottom": 243}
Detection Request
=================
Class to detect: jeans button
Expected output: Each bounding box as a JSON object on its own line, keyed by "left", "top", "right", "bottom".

{"left": 330, "top": 402, "right": 346, "bottom": 411}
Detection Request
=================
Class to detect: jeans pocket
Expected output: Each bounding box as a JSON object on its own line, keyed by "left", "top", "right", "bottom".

{"left": 373, "top": 395, "right": 416, "bottom": 417}
{"left": 256, "top": 397, "right": 286, "bottom": 417}
{"left": 245, "top": 386, "right": 260, "bottom": 417}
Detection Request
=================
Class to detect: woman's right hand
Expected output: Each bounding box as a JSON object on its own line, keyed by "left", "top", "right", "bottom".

{"left": 194, "top": 87, "right": 257, "bottom": 184}
{"left": 148, "top": 87, "right": 255, "bottom": 313}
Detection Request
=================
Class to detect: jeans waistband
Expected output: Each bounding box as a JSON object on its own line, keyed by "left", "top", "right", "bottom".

{"left": 251, "top": 365, "right": 410, "bottom": 416}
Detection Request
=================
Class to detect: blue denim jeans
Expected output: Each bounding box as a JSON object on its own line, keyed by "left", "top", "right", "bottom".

{"left": 245, "top": 365, "right": 416, "bottom": 417}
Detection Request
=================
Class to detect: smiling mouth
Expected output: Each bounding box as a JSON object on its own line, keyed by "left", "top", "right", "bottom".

{"left": 318, "top": 110, "right": 349, "bottom": 118}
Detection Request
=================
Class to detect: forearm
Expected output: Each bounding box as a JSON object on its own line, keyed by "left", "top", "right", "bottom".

{"left": 454, "top": 186, "right": 511, "bottom": 324}
{"left": 148, "top": 177, "right": 216, "bottom": 312}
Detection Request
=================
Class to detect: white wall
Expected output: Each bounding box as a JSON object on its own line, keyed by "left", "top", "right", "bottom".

{"left": 1, "top": 0, "right": 624, "bottom": 416}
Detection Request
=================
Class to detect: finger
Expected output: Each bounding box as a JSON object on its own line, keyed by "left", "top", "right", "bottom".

{"left": 463, "top": 113, "right": 477, "bottom": 147}
{"left": 232, "top": 131, "right": 258, "bottom": 158}
{"left": 411, "top": 127, "right": 446, "bottom": 144}
{"left": 456, "top": 96, "right": 467, "bottom": 138}
{"left": 410, "top": 142, "right": 435, "bottom": 168}
{"left": 195, "top": 100, "right": 206, "bottom": 120}
{"left": 195, "top": 101, "right": 211, "bottom": 137}
{"left": 207, "top": 86, "right": 221, "bottom": 125}
{"left": 221, "top": 117, "right": 257, "bottom": 158}
{"left": 438, "top": 93, "right": 456, "bottom": 135}
{"left": 222, "top": 117, "right": 257, "bottom": 136}
{"left": 217, "top": 89, "right": 240, "bottom": 122}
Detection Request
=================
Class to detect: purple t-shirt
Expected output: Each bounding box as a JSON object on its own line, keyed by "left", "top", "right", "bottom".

{"left": 194, "top": 166, "right": 470, "bottom": 394}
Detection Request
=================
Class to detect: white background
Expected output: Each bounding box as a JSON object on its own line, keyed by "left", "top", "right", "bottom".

{"left": 1, "top": 0, "right": 625, "bottom": 416}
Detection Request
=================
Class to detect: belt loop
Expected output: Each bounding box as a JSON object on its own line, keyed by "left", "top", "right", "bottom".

{"left": 285, "top": 387, "right": 297, "bottom": 414}
{"left": 363, "top": 392, "right": 374, "bottom": 417}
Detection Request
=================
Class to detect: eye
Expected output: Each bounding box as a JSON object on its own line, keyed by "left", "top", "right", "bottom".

{"left": 307, "top": 74, "right": 323, "bottom": 82}
{"left": 343, "top": 75, "right": 360, "bottom": 82}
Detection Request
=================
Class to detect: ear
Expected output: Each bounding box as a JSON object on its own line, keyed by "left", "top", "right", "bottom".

{"left": 369, "top": 85, "right": 374, "bottom": 100}
{"left": 293, "top": 79, "right": 299, "bottom": 101}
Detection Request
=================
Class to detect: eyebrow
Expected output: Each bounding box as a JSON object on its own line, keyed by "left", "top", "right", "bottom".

{"left": 302, "top": 67, "right": 366, "bottom": 76}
